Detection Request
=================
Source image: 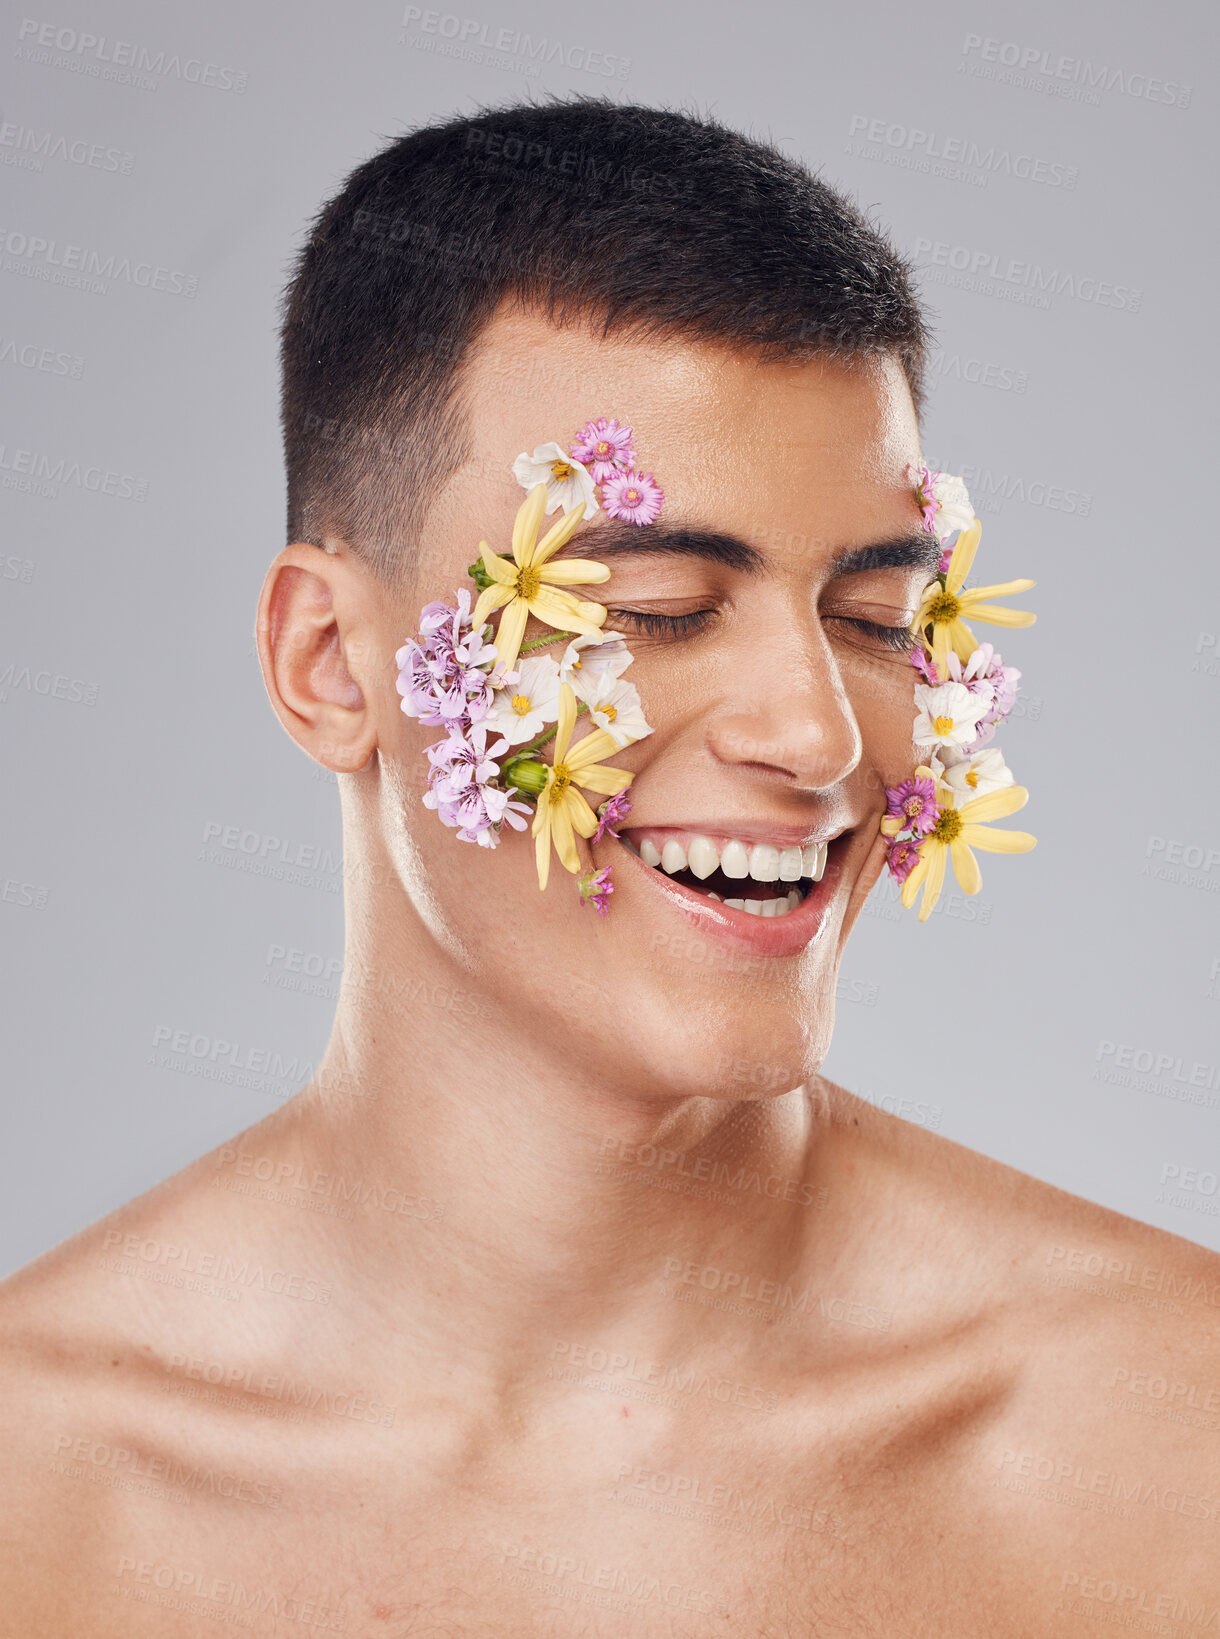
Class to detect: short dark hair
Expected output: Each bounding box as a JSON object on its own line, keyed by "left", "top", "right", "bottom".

{"left": 280, "top": 96, "right": 929, "bottom": 581}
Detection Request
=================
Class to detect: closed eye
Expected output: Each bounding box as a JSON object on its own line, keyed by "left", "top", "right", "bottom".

{"left": 826, "top": 616, "right": 918, "bottom": 653}
{"left": 605, "top": 608, "right": 718, "bottom": 638}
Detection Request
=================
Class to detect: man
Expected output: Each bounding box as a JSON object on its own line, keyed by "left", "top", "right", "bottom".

{"left": 1, "top": 98, "right": 1216, "bottom": 1635}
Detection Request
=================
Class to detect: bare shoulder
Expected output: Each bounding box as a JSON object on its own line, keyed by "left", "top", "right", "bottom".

{"left": 824, "top": 1079, "right": 1220, "bottom": 1600}
{"left": 0, "top": 1124, "right": 330, "bottom": 1635}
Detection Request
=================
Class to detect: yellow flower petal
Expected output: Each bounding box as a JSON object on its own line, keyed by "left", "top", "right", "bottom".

{"left": 531, "top": 502, "right": 589, "bottom": 567}
{"left": 949, "top": 838, "right": 982, "bottom": 896}
{"left": 918, "top": 843, "right": 948, "bottom": 921}
{"left": 900, "top": 851, "right": 931, "bottom": 908}
{"left": 955, "top": 602, "right": 1036, "bottom": 630}
{"left": 959, "top": 784, "right": 1028, "bottom": 824}
{"left": 961, "top": 578, "right": 1036, "bottom": 601}
{"left": 958, "top": 825, "right": 1037, "bottom": 854}
{"left": 535, "top": 822, "right": 552, "bottom": 890}
{"left": 947, "top": 617, "right": 979, "bottom": 662}
{"left": 493, "top": 597, "right": 530, "bottom": 674}
{"left": 471, "top": 581, "right": 513, "bottom": 629}
{"left": 550, "top": 800, "right": 581, "bottom": 874}
{"left": 513, "top": 484, "right": 548, "bottom": 566}
{"left": 527, "top": 586, "right": 607, "bottom": 636}
{"left": 574, "top": 764, "right": 634, "bottom": 797}
{"left": 537, "top": 558, "right": 612, "bottom": 586}
{"left": 479, "top": 544, "right": 518, "bottom": 587}
{"left": 567, "top": 789, "right": 600, "bottom": 838}
{"left": 944, "top": 520, "right": 981, "bottom": 594}
{"left": 564, "top": 726, "right": 624, "bottom": 771}
{"left": 880, "top": 815, "right": 902, "bottom": 837}
{"left": 554, "top": 681, "right": 577, "bottom": 762}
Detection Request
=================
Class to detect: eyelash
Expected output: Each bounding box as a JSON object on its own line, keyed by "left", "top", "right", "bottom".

{"left": 608, "top": 608, "right": 917, "bottom": 652}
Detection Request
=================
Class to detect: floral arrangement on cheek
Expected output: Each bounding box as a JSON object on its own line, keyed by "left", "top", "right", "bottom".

{"left": 879, "top": 464, "right": 1038, "bottom": 921}
{"left": 394, "top": 418, "right": 663, "bottom": 917}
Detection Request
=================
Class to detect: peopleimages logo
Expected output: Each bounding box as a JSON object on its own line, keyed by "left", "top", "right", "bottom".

{"left": 959, "top": 34, "right": 1190, "bottom": 108}
{"left": 912, "top": 238, "right": 1141, "bottom": 314}
{"left": 15, "top": 19, "right": 248, "bottom": 93}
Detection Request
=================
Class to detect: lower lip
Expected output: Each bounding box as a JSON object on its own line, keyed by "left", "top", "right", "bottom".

{"left": 617, "top": 836, "right": 848, "bottom": 958}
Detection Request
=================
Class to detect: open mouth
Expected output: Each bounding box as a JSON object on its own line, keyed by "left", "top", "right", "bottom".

{"left": 618, "top": 830, "right": 828, "bottom": 918}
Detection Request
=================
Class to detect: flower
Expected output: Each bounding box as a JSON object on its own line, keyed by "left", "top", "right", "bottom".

{"left": 395, "top": 588, "right": 499, "bottom": 728}
{"left": 601, "top": 469, "right": 664, "bottom": 526}
{"left": 883, "top": 835, "right": 923, "bottom": 883}
{"left": 532, "top": 682, "right": 636, "bottom": 890}
{"left": 593, "top": 790, "right": 632, "bottom": 841}
{"left": 913, "top": 679, "right": 992, "bottom": 750}
{"left": 884, "top": 774, "right": 939, "bottom": 839}
{"left": 569, "top": 669, "right": 653, "bottom": 749}
{"left": 577, "top": 866, "right": 614, "bottom": 916}
{"left": 486, "top": 655, "right": 562, "bottom": 746}
{"left": 910, "top": 648, "right": 940, "bottom": 686}
{"left": 559, "top": 629, "right": 633, "bottom": 687}
{"left": 913, "top": 520, "right": 1037, "bottom": 678}
{"left": 912, "top": 464, "right": 974, "bottom": 541}
{"left": 512, "top": 443, "right": 597, "bottom": 519}
{"left": 472, "top": 483, "right": 611, "bottom": 674}
{"left": 936, "top": 746, "right": 1015, "bottom": 806}
{"left": 571, "top": 417, "right": 636, "bottom": 483}
{"left": 422, "top": 720, "right": 532, "bottom": 847}
{"left": 881, "top": 765, "right": 1036, "bottom": 921}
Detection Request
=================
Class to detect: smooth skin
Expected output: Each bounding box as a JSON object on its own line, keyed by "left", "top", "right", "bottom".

{"left": 1, "top": 307, "right": 1217, "bottom": 1636}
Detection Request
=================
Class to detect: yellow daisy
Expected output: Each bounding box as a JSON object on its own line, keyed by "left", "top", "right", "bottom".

{"left": 914, "top": 518, "right": 1037, "bottom": 677}
{"left": 472, "top": 482, "right": 611, "bottom": 673}
{"left": 532, "top": 683, "right": 635, "bottom": 891}
{"left": 882, "top": 765, "right": 1036, "bottom": 922}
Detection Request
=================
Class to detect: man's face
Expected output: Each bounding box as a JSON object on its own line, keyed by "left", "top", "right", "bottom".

{"left": 368, "top": 308, "right": 933, "bottom": 1100}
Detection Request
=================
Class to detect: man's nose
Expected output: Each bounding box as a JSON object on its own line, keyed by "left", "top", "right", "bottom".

{"left": 705, "top": 617, "right": 863, "bottom": 790}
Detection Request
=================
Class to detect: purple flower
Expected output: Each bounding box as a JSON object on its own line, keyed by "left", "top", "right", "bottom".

{"left": 396, "top": 588, "right": 499, "bottom": 728}
{"left": 884, "top": 836, "right": 922, "bottom": 883}
{"left": 601, "top": 470, "right": 663, "bottom": 527}
{"left": 910, "top": 649, "right": 939, "bottom": 686}
{"left": 577, "top": 866, "right": 614, "bottom": 916}
{"left": 593, "top": 790, "right": 632, "bottom": 842}
{"left": 422, "top": 721, "right": 530, "bottom": 847}
{"left": 885, "top": 775, "right": 938, "bottom": 839}
{"left": 571, "top": 417, "right": 635, "bottom": 483}
{"left": 946, "top": 644, "right": 1022, "bottom": 752}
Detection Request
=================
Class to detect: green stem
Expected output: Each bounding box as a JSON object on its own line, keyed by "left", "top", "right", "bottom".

{"left": 516, "top": 629, "right": 579, "bottom": 656}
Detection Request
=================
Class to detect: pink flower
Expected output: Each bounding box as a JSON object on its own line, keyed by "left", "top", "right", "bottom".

{"left": 910, "top": 649, "right": 939, "bottom": 686}
{"left": 884, "top": 775, "right": 939, "bottom": 839}
{"left": 884, "top": 836, "right": 922, "bottom": 883}
{"left": 602, "top": 470, "right": 663, "bottom": 526}
{"left": 577, "top": 866, "right": 614, "bottom": 916}
{"left": 593, "top": 790, "right": 632, "bottom": 842}
{"left": 571, "top": 417, "right": 635, "bottom": 483}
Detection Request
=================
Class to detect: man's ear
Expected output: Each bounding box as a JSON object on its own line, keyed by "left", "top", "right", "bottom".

{"left": 255, "top": 544, "right": 381, "bottom": 773}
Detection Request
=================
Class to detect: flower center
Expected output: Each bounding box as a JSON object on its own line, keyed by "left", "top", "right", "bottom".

{"left": 550, "top": 460, "right": 574, "bottom": 482}
{"left": 601, "top": 702, "right": 617, "bottom": 721}
{"left": 516, "top": 565, "right": 542, "bottom": 600}
{"left": 930, "top": 808, "right": 963, "bottom": 844}
{"left": 933, "top": 715, "right": 955, "bottom": 734}
{"left": 926, "top": 591, "right": 961, "bottom": 623}
{"left": 902, "top": 794, "right": 924, "bottom": 817}
{"left": 625, "top": 489, "right": 640, "bottom": 505}
{"left": 511, "top": 694, "right": 532, "bottom": 716}
{"left": 548, "top": 763, "right": 571, "bottom": 803}
{"left": 965, "top": 768, "right": 980, "bottom": 788}
{"left": 595, "top": 441, "right": 611, "bottom": 457}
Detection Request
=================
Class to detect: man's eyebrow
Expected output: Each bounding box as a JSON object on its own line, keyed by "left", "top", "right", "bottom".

{"left": 557, "top": 517, "right": 940, "bottom": 578}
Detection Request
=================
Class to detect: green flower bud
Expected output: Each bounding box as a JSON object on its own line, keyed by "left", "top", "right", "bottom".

{"left": 502, "top": 757, "right": 547, "bottom": 797}
{"left": 468, "top": 553, "right": 512, "bottom": 592}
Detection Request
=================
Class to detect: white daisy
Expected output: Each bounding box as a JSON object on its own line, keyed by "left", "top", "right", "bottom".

{"left": 559, "top": 629, "right": 633, "bottom": 687}
{"left": 511, "top": 443, "right": 597, "bottom": 519}
{"left": 571, "top": 669, "right": 652, "bottom": 749}
{"left": 938, "top": 746, "right": 1015, "bottom": 804}
{"left": 929, "top": 471, "right": 974, "bottom": 538}
{"left": 486, "top": 655, "right": 562, "bottom": 746}
{"left": 913, "top": 680, "right": 991, "bottom": 750}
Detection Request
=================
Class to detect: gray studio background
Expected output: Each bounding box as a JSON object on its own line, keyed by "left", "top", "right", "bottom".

{"left": 2, "top": 0, "right": 1217, "bottom": 1273}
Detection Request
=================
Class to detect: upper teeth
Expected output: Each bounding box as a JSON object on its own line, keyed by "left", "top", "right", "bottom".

{"left": 636, "top": 835, "right": 828, "bottom": 883}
